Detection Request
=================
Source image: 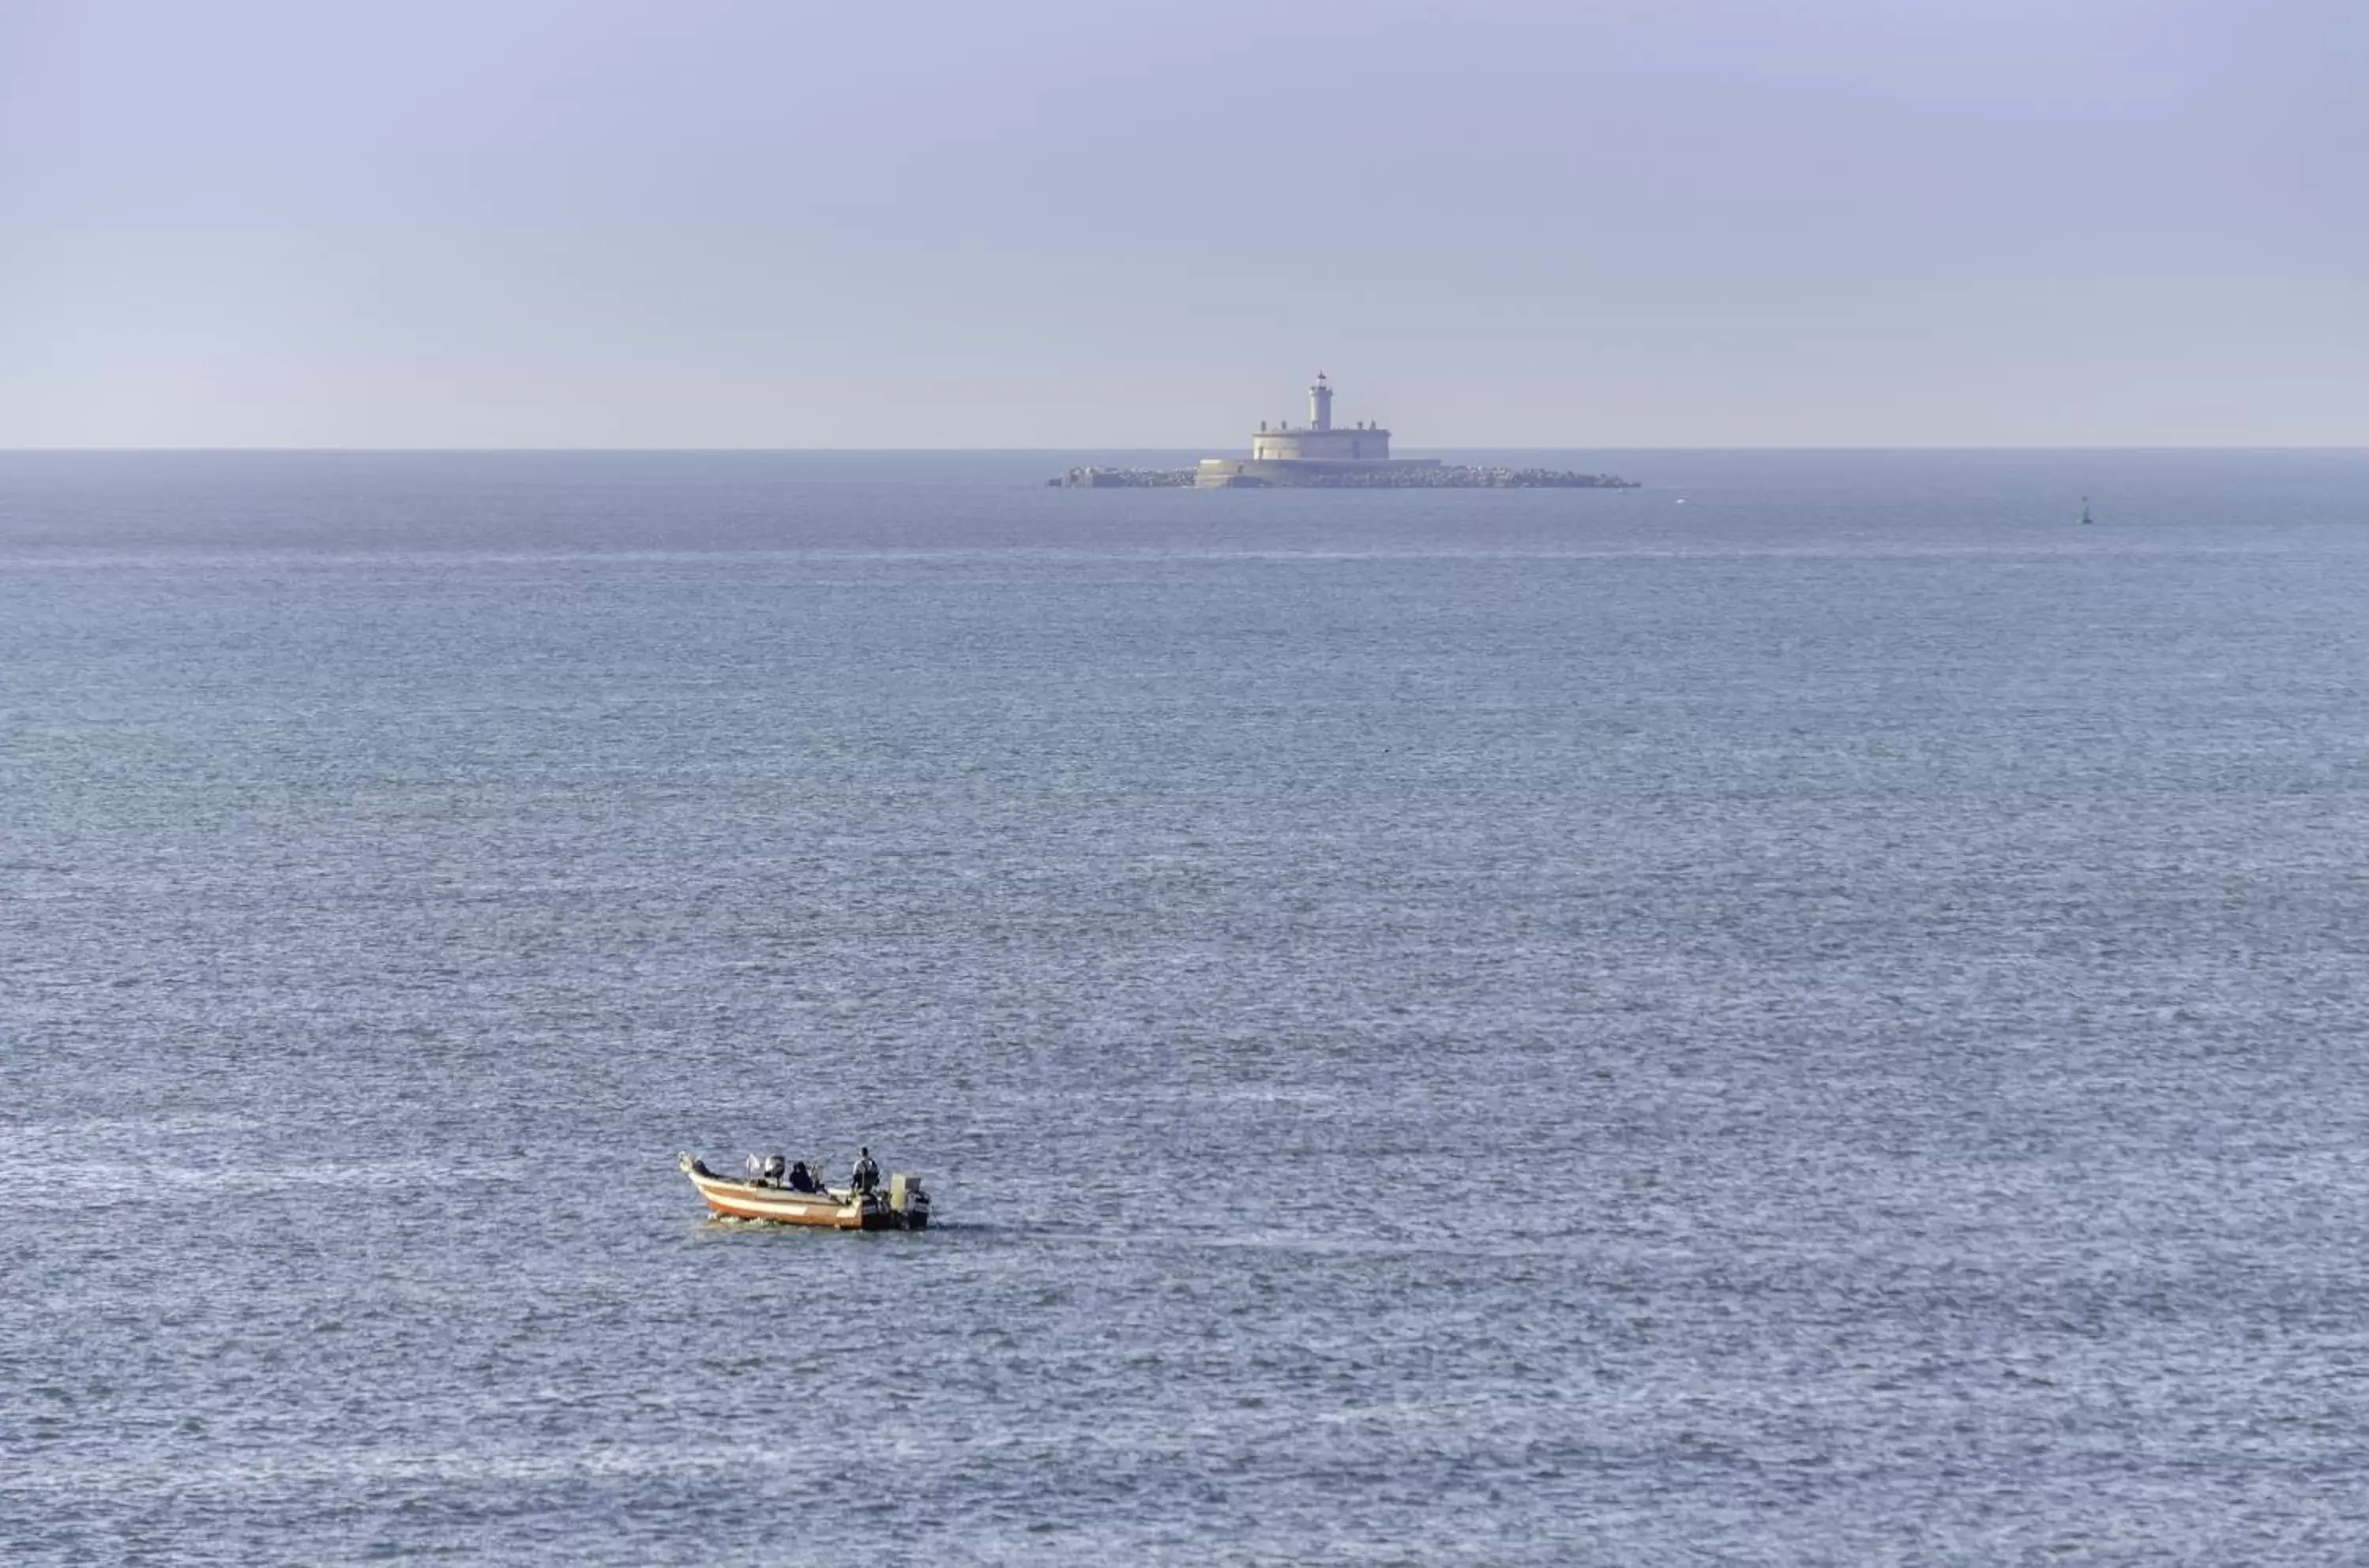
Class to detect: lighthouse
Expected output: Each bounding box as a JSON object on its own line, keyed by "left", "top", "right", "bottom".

{"left": 1244, "top": 373, "right": 1398, "bottom": 464}
{"left": 1200, "top": 374, "right": 1440, "bottom": 485}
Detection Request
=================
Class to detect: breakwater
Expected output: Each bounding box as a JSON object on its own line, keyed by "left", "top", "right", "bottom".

{"left": 1049, "top": 467, "right": 1197, "bottom": 488}
{"left": 1053, "top": 464, "right": 1637, "bottom": 490}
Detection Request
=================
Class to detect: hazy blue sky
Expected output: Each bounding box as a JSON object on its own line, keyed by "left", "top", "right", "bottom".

{"left": 2, "top": 1, "right": 2362, "bottom": 447}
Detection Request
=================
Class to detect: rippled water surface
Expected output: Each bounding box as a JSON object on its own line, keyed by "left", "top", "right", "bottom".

{"left": 6, "top": 449, "right": 2369, "bottom": 1564}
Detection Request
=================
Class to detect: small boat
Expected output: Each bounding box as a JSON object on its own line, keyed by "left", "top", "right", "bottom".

{"left": 678, "top": 1153, "right": 930, "bottom": 1230}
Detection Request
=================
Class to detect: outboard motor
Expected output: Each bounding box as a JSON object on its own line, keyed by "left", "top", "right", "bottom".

{"left": 888, "top": 1172, "right": 930, "bottom": 1230}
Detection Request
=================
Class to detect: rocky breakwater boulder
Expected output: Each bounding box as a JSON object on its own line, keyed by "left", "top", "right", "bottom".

{"left": 1049, "top": 467, "right": 1196, "bottom": 488}
{"left": 1050, "top": 463, "right": 1637, "bottom": 490}
{"left": 1306, "top": 466, "right": 1639, "bottom": 490}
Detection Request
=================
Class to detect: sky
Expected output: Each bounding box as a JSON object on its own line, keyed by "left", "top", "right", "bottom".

{"left": 2, "top": 0, "right": 2363, "bottom": 448}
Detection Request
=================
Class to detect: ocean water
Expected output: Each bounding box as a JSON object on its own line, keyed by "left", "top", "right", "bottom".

{"left": 4, "top": 448, "right": 2368, "bottom": 1565}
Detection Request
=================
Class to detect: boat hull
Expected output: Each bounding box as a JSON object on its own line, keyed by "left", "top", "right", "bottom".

{"left": 678, "top": 1155, "right": 915, "bottom": 1230}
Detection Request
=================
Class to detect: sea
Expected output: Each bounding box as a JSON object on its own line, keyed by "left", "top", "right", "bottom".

{"left": 4, "top": 448, "right": 2367, "bottom": 1565}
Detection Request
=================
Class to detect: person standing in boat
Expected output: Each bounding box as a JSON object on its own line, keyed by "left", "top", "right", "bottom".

{"left": 850, "top": 1146, "right": 880, "bottom": 1195}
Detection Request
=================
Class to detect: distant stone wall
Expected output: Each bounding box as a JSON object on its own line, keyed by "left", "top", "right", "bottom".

{"left": 1196, "top": 457, "right": 1440, "bottom": 486}
{"left": 1249, "top": 428, "right": 1391, "bottom": 463}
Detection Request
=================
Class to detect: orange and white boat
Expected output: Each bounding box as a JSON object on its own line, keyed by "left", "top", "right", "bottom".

{"left": 678, "top": 1153, "right": 930, "bottom": 1230}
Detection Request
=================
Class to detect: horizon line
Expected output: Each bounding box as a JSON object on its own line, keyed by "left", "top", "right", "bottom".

{"left": 5, "top": 444, "right": 2365, "bottom": 456}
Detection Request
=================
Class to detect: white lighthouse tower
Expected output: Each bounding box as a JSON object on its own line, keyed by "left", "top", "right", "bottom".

{"left": 1308, "top": 373, "right": 1334, "bottom": 433}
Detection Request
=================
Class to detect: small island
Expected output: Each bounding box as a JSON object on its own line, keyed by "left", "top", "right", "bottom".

{"left": 1052, "top": 374, "right": 1638, "bottom": 490}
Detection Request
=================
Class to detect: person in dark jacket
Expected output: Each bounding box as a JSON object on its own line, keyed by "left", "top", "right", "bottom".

{"left": 786, "top": 1160, "right": 818, "bottom": 1193}
{"left": 850, "top": 1146, "right": 880, "bottom": 1195}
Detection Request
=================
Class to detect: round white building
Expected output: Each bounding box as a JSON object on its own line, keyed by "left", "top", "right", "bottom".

{"left": 1197, "top": 374, "right": 1438, "bottom": 486}
{"left": 1250, "top": 373, "right": 1393, "bottom": 462}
